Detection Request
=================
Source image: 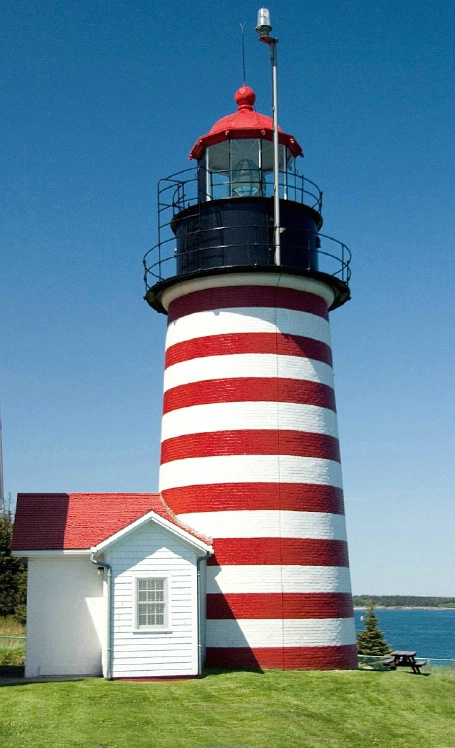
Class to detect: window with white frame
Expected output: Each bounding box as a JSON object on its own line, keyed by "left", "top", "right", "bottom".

{"left": 136, "top": 577, "right": 168, "bottom": 629}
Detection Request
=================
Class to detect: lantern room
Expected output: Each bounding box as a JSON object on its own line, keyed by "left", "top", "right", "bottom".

{"left": 197, "top": 136, "right": 291, "bottom": 199}
{"left": 143, "top": 86, "right": 351, "bottom": 313}
{"left": 191, "top": 86, "right": 302, "bottom": 201}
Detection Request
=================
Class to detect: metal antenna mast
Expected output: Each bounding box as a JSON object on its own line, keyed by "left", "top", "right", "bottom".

{"left": 256, "top": 8, "right": 281, "bottom": 266}
{"left": 240, "top": 23, "right": 247, "bottom": 83}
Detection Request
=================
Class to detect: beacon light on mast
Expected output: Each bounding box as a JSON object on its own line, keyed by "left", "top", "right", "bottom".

{"left": 143, "top": 21, "right": 356, "bottom": 670}
{"left": 256, "top": 7, "right": 272, "bottom": 38}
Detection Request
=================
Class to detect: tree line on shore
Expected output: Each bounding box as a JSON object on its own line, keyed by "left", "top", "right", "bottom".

{"left": 0, "top": 510, "right": 26, "bottom": 622}
{"left": 353, "top": 595, "right": 455, "bottom": 608}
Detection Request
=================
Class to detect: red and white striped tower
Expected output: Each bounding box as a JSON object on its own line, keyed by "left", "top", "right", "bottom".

{"left": 143, "top": 85, "right": 357, "bottom": 669}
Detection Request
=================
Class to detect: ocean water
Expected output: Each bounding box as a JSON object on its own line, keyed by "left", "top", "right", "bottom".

{"left": 354, "top": 608, "right": 455, "bottom": 663}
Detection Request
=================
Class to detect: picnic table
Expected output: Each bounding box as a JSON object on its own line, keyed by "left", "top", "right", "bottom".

{"left": 383, "top": 651, "right": 427, "bottom": 674}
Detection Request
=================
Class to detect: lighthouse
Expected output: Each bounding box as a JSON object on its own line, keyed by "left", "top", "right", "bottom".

{"left": 143, "top": 64, "right": 357, "bottom": 668}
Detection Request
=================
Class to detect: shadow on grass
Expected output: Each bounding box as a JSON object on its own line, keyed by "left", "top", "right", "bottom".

{"left": 358, "top": 664, "right": 430, "bottom": 677}
{"left": 0, "top": 665, "right": 264, "bottom": 688}
{"left": 0, "top": 665, "right": 100, "bottom": 688}
{"left": 0, "top": 664, "right": 431, "bottom": 688}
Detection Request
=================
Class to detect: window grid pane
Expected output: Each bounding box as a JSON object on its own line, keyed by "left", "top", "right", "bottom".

{"left": 136, "top": 579, "right": 167, "bottom": 628}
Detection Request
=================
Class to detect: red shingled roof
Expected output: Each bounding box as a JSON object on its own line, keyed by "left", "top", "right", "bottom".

{"left": 12, "top": 493, "right": 210, "bottom": 551}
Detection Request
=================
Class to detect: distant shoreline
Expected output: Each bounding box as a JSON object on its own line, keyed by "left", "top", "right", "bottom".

{"left": 354, "top": 606, "right": 455, "bottom": 611}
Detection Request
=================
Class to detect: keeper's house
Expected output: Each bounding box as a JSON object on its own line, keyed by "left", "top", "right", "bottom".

{"left": 12, "top": 493, "right": 212, "bottom": 679}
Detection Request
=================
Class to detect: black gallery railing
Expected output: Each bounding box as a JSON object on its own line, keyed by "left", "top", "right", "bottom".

{"left": 143, "top": 166, "right": 351, "bottom": 293}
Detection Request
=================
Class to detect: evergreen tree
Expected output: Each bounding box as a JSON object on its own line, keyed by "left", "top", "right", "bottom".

{"left": 356, "top": 599, "right": 391, "bottom": 655}
{"left": 0, "top": 510, "right": 27, "bottom": 621}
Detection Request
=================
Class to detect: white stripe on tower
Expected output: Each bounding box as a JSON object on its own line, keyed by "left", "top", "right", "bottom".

{"left": 206, "top": 565, "right": 353, "bottom": 594}
{"left": 164, "top": 354, "right": 335, "bottom": 390}
{"left": 159, "top": 274, "right": 357, "bottom": 670}
{"left": 161, "top": 402, "right": 340, "bottom": 440}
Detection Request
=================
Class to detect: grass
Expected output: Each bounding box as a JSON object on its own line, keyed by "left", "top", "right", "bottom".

{"left": 0, "top": 618, "right": 453, "bottom": 746}
{"left": 0, "top": 617, "right": 25, "bottom": 667}
{"left": 0, "top": 668, "right": 454, "bottom": 747}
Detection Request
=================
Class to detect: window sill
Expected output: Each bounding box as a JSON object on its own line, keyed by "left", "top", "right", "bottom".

{"left": 132, "top": 628, "right": 172, "bottom": 634}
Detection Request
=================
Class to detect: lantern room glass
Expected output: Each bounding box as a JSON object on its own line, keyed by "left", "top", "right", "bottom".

{"left": 199, "top": 139, "right": 293, "bottom": 201}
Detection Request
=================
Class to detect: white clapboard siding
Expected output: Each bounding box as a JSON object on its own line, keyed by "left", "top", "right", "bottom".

{"left": 105, "top": 522, "right": 202, "bottom": 678}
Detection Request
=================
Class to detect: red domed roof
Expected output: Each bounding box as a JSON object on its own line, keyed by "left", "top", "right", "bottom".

{"left": 189, "top": 86, "right": 303, "bottom": 160}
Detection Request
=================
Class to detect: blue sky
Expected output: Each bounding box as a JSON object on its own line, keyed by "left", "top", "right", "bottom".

{"left": 1, "top": 0, "right": 454, "bottom": 596}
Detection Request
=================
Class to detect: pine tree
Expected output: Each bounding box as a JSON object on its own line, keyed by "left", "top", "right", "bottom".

{"left": 0, "top": 510, "right": 27, "bottom": 621}
{"left": 356, "top": 599, "right": 391, "bottom": 655}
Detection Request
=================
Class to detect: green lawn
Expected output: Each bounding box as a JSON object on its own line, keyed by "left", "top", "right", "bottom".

{"left": 1, "top": 668, "right": 454, "bottom": 748}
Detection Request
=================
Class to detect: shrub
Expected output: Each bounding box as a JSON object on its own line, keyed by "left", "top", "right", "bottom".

{"left": 356, "top": 599, "right": 391, "bottom": 656}
{"left": 0, "top": 511, "right": 27, "bottom": 621}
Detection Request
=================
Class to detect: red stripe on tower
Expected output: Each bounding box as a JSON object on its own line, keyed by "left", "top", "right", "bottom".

{"left": 160, "top": 483, "right": 345, "bottom": 515}
{"left": 206, "top": 537, "right": 351, "bottom": 567}
{"left": 205, "top": 645, "right": 358, "bottom": 671}
{"left": 163, "top": 378, "right": 337, "bottom": 413}
{"left": 161, "top": 430, "right": 341, "bottom": 463}
{"left": 165, "top": 333, "right": 333, "bottom": 368}
{"left": 206, "top": 592, "right": 354, "bottom": 619}
{"left": 167, "top": 285, "right": 329, "bottom": 322}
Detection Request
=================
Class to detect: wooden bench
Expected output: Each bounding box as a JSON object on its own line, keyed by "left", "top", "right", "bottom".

{"left": 382, "top": 657, "right": 395, "bottom": 668}
{"left": 413, "top": 660, "right": 427, "bottom": 674}
{"left": 383, "top": 652, "right": 427, "bottom": 674}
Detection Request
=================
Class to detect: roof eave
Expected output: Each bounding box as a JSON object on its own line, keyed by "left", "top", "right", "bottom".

{"left": 12, "top": 549, "right": 92, "bottom": 557}
{"left": 92, "top": 509, "right": 213, "bottom": 556}
{"left": 189, "top": 129, "right": 303, "bottom": 160}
